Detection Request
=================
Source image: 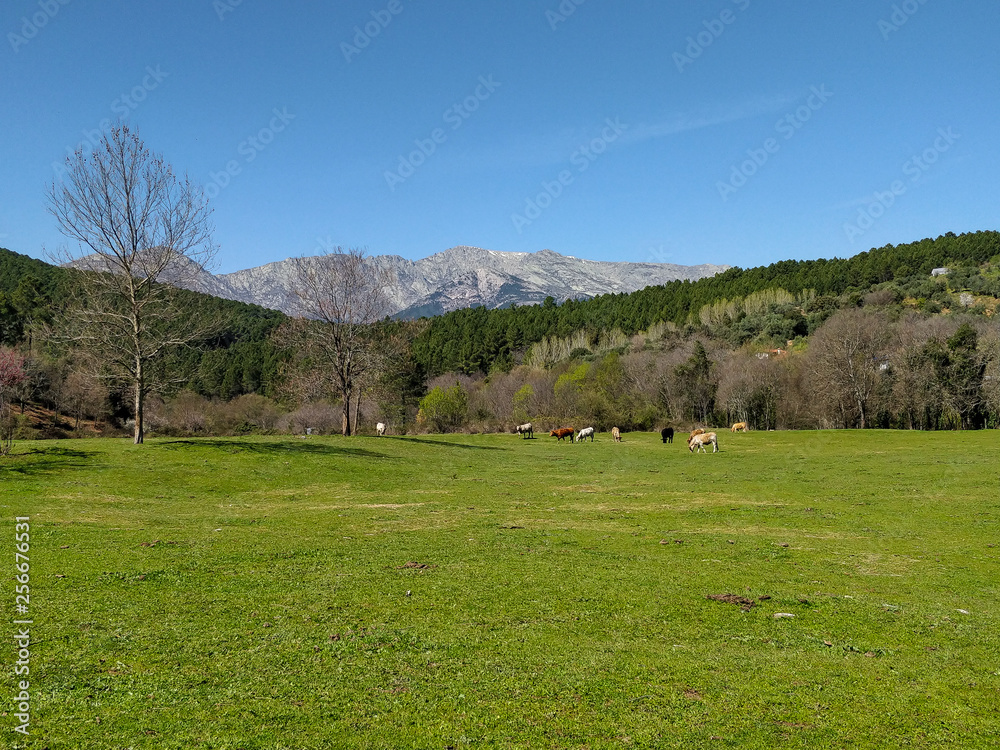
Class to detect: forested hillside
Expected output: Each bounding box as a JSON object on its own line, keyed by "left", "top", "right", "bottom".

{"left": 3, "top": 231, "right": 1000, "bottom": 438}
{"left": 412, "top": 231, "right": 1000, "bottom": 376}
{"left": 0, "top": 247, "right": 288, "bottom": 433}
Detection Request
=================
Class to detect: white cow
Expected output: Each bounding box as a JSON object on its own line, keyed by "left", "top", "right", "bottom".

{"left": 577, "top": 427, "right": 595, "bottom": 442}
{"left": 689, "top": 431, "right": 718, "bottom": 453}
{"left": 376, "top": 422, "right": 386, "bottom": 436}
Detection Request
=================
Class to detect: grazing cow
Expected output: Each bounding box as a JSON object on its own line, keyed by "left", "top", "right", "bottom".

{"left": 731, "top": 422, "right": 748, "bottom": 433}
{"left": 660, "top": 427, "right": 674, "bottom": 444}
{"left": 550, "top": 427, "right": 575, "bottom": 442}
{"left": 612, "top": 426, "right": 621, "bottom": 442}
{"left": 689, "top": 431, "right": 719, "bottom": 453}
{"left": 515, "top": 422, "right": 533, "bottom": 439}
{"left": 687, "top": 428, "right": 705, "bottom": 445}
{"left": 577, "top": 427, "right": 595, "bottom": 442}
{"left": 376, "top": 422, "right": 386, "bottom": 436}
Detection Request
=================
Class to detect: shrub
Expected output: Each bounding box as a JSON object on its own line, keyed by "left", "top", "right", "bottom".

{"left": 417, "top": 383, "right": 468, "bottom": 432}
{"left": 279, "top": 402, "right": 341, "bottom": 435}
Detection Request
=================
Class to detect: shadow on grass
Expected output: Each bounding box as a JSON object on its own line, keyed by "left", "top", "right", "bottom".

{"left": 388, "top": 436, "right": 507, "bottom": 451}
{"left": 0, "top": 446, "right": 98, "bottom": 476}
{"left": 157, "top": 439, "right": 393, "bottom": 460}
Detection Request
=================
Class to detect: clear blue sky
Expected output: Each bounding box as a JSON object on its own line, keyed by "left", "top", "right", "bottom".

{"left": 2, "top": 0, "right": 997, "bottom": 273}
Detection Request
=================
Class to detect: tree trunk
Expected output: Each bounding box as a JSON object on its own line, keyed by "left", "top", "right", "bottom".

{"left": 341, "top": 384, "right": 352, "bottom": 437}
{"left": 134, "top": 359, "right": 144, "bottom": 444}
{"left": 352, "top": 388, "right": 361, "bottom": 436}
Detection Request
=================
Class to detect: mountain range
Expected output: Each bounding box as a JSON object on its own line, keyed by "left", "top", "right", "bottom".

{"left": 179, "top": 246, "right": 729, "bottom": 319}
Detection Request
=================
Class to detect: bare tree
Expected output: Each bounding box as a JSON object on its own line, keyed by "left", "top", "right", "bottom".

{"left": 806, "top": 309, "right": 893, "bottom": 428}
{"left": 46, "top": 126, "right": 215, "bottom": 443}
{"left": 290, "top": 248, "right": 395, "bottom": 436}
{"left": 981, "top": 324, "right": 1000, "bottom": 422}
{"left": 716, "top": 350, "right": 780, "bottom": 430}
{"left": 890, "top": 313, "right": 949, "bottom": 429}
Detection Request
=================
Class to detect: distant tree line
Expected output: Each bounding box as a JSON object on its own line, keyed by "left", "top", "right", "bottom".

{"left": 410, "top": 231, "right": 1000, "bottom": 377}
{"left": 3, "top": 229, "right": 1000, "bottom": 440}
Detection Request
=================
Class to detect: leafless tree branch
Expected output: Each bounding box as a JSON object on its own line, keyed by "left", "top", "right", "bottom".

{"left": 46, "top": 126, "right": 216, "bottom": 443}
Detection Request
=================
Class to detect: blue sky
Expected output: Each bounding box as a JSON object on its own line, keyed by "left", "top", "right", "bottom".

{"left": 2, "top": 0, "right": 997, "bottom": 274}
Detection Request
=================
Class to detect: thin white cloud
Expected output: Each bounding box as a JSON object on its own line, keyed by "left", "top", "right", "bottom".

{"left": 623, "top": 94, "right": 797, "bottom": 146}
{"left": 450, "top": 94, "right": 799, "bottom": 173}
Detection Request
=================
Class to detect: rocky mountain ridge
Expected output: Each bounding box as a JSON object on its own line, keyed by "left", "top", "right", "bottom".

{"left": 182, "top": 245, "right": 729, "bottom": 318}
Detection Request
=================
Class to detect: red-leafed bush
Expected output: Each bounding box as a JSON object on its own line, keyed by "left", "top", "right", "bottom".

{"left": 0, "top": 348, "right": 27, "bottom": 455}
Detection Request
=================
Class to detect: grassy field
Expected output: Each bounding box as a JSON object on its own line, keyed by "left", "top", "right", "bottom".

{"left": 2, "top": 429, "right": 999, "bottom": 749}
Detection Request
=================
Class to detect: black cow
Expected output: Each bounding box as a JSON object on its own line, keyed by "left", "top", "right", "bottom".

{"left": 660, "top": 427, "right": 674, "bottom": 444}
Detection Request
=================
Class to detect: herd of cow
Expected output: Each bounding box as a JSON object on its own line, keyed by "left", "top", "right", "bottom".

{"left": 511, "top": 422, "right": 750, "bottom": 452}
{"left": 372, "top": 420, "right": 748, "bottom": 452}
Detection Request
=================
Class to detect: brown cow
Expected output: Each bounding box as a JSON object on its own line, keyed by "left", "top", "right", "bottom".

{"left": 612, "top": 427, "right": 621, "bottom": 442}
{"left": 549, "top": 427, "right": 575, "bottom": 442}
{"left": 731, "top": 422, "right": 748, "bottom": 433}
{"left": 687, "top": 428, "right": 705, "bottom": 445}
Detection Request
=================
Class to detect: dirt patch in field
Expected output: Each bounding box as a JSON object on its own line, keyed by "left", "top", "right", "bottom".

{"left": 707, "top": 593, "right": 757, "bottom": 611}
{"left": 399, "top": 561, "right": 436, "bottom": 570}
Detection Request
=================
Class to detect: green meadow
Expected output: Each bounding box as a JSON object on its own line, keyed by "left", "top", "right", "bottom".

{"left": 2, "top": 430, "right": 999, "bottom": 749}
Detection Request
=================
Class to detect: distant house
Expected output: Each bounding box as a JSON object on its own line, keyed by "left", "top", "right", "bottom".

{"left": 931, "top": 267, "right": 949, "bottom": 277}
{"left": 756, "top": 348, "right": 786, "bottom": 360}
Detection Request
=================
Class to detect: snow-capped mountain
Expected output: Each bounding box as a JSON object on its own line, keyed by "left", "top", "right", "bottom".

{"left": 184, "top": 245, "right": 729, "bottom": 318}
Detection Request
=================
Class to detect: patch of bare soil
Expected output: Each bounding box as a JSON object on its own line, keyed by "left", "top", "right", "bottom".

{"left": 707, "top": 593, "right": 757, "bottom": 611}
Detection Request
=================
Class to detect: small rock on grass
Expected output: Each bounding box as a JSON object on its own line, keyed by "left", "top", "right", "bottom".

{"left": 773, "top": 613, "right": 795, "bottom": 619}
